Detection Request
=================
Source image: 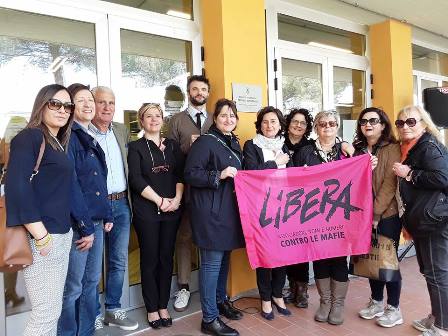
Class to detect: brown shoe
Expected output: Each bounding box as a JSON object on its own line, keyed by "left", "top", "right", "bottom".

{"left": 314, "top": 278, "right": 331, "bottom": 322}
{"left": 295, "top": 282, "right": 309, "bottom": 308}
{"left": 328, "top": 279, "right": 349, "bottom": 325}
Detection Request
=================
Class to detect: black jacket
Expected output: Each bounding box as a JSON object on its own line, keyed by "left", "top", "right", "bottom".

{"left": 184, "top": 126, "right": 245, "bottom": 251}
{"left": 243, "top": 139, "right": 292, "bottom": 170}
{"left": 399, "top": 132, "right": 448, "bottom": 236}
{"left": 293, "top": 142, "right": 344, "bottom": 167}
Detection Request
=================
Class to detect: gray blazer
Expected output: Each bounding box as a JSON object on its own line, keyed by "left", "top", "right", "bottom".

{"left": 112, "top": 121, "right": 131, "bottom": 205}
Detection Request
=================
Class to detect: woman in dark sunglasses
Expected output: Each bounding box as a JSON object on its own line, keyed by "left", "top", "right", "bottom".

{"left": 127, "top": 103, "right": 184, "bottom": 329}
{"left": 5, "top": 84, "right": 74, "bottom": 335}
{"left": 293, "top": 110, "right": 350, "bottom": 326}
{"left": 353, "top": 107, "right": 403, "bottom": 328}
{"left": 392, "top": 105, "right": 448, "bottom": 336}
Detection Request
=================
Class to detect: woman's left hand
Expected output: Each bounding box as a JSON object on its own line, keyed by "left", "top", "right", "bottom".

{"left": 104, "top": 222, "right": 113, "bottom": 232}
{"left": 392, "top": 162, "right": 411, "bottom": 178}
{"left": 164, "top": 197, "right": 181, "bottom": 212}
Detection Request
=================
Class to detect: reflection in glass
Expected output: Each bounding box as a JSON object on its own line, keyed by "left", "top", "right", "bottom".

{"left": 104, "top": 0, "right": 193, "bottom": 20}
{"left": 413, "top": 44, "right": 448, "bottom": 77}
{"left": 0, "top": 8, "right": 97, "bottom": 317}
{"left": 333, "top": 67, "right": 365, "bottom": 132}
{"left": 413, "top": 75, "right": 419, "bottom": 105}
{"left": 282, "top": 58, "right": 323, "bottom": 115}
{"left": 278, "top": 14, "right": 365, "bottom": 56}
{"left": 0, "top": 8, "right": 97, "bottom": 139}
{"left": 121, "top": 29, "right": 196, "bottom": 287}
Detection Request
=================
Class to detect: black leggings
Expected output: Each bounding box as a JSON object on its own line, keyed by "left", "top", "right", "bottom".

{"left": 286, "top": 263, "right": 309, "bottom": 283}
{"left": 256, "top": 267, "right": 286, "bottom": 301}
{"left": 313, "top": 256, "right": 348, "bottom": 282}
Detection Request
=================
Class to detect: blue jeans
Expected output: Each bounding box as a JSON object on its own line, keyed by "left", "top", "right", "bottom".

{"left": 96, "top": 198, "right": 131, "bottom": 314}
{"left": 199, "top": 249, "right": 230, "bottom": 323}
{"left": 57, "top": 221, "right": 104, "bottom": 336}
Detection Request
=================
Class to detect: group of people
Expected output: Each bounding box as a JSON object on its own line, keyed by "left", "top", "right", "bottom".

{"left": 4, "top": 73, "right": 448, "bottom": 336}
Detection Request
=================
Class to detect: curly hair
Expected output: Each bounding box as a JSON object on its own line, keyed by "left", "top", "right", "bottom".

{"left": 286, "top": 108, "right": 313, "bottom": 139}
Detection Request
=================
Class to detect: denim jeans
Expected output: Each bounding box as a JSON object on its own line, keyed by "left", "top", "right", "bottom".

{"left": 57, "top": 221, "right": 104, "bottom": 336}
{"left": 414, "top": 228, "right": 448, "bottom": 330}
{"left": 199, "top": 249, "right": 231, "bottom": 323}
{"left": 96, "top": 198, "right": 131, "bottom": 315}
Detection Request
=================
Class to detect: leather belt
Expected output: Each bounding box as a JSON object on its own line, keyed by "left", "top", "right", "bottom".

{"left": 108, "top": 190, "right": 127, "bottom": 201}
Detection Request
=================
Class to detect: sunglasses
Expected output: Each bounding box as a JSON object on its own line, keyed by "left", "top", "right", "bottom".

{"left": 394, "top": 118, "right": 422, "bottom": 128}
{"left": 359, "top": 118, "right": 381, "bottom": 126}
{"left": 47, "top": 99, "right": 75, "bottom": 114}
{"left": 317, "top": 121, "right": 338, "bottom": 128}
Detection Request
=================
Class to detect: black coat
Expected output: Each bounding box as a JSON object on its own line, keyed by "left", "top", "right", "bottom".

{"left": 399, "top": 132, "right": 448, "bottom": 236}
{"left": 242, "top": 139, "right": 292, "bottom": 170}
{"left": 184, "top": 126, "right": 245, "bottom": 251}
{"left": 293, "top": 142, "right": 344, "bottom": 167}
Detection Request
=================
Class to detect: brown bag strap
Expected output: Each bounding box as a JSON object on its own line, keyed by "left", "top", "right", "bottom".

{"left": 30, "top": 138, "right": 46, "bottom": 181}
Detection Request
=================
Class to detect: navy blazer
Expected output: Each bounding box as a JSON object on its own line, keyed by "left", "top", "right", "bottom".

{"left": 69, "top": 122, "right": 112, "bottom": 236}
{"left": 184, "top": 126, "right": 245, "bottom": 251}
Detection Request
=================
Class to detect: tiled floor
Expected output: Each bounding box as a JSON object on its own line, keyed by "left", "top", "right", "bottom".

{"left": 123, "top": 255, "right": 430, "bottom": 336}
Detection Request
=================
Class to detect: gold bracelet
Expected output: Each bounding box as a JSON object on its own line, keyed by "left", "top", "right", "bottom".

{"left": 35, "top": 235, "right": 52, "bottom": 250}
{"left": 35, "top": 234, "right": 52, "bottom": 247}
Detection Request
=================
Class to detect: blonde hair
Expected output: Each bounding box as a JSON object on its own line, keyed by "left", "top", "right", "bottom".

{"left": 137, "top": 103, "right": 163, "bottom": 130}
{"left": 313, "top": 110, "right": 340, "bottom": 131}
{"left": 398, "top": 105, "right": 443, "bottom": 143}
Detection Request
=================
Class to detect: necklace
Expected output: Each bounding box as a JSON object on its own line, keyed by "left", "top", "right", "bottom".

{"left": 145, "top": 138, "right": 169, "bottom": 173}
{"left": 49, "top": 133, "right": 64, "bottom": 151}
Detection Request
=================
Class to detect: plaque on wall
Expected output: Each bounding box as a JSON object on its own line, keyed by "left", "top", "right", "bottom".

{"left": 232, "top": 83, "right": 262, "bottom": 112}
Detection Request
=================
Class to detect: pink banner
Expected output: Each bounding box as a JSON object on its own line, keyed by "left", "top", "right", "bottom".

{"left": 235, "top": 155, "right": 373, "bottom": 269}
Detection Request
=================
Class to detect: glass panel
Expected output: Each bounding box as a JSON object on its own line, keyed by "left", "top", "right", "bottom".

{"left": 413, "top": 75, "right": 419, "bottom": 105}
{"left": 282, "top": 58, "right": 323, "bottom": 115}
{"left": 121, "top": 29, "right": 194, "bottom": 286}
{"left": 0, "top": 8, "right": 97, "bottom": 317}
{"left": 278, "top": 14, "right": 365, "bottom": 56}
{"left": 333, "top": 66, "right": 365, "bottom": 138}
{"left": 413, "top": 44, "right": 448, "bottom": 77}
{"left": 104, "top": 0, "right": 193, "bottom": 20}
{"left": 443, "top": 81, "right": 448, "bottom": 87}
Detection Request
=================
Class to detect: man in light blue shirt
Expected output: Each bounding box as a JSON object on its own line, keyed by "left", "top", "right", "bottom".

{"left": 90, "top": 86, "right": 138, "bottom": 331}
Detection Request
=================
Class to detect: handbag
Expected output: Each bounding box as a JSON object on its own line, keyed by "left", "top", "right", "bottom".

{"left": 349, "top": 228, "right": 401, "bottom": 282}
{"left": 0, "top": 138, "right": 46, "bottom": 272}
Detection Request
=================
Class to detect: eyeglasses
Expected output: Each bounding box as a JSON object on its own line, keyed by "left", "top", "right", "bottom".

{"left": 47, "top": 99, "right": 75, "bottom": 114}
{"left": 359, "top": 118, "right": 381, "bottom": 126}
{"left": 291, "top": 120, "right": 307, "bottom": 126}
{"left": 152, "top": 165, "right": 170, "bottom": 174}
{"left": 394, "top": 118, "right": 422, "bottom": 128}
{"left": 317, "top": 121, "right": 338, "bottom": 128}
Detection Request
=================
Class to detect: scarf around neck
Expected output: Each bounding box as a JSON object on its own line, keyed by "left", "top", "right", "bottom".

{"left": 252, "top": 133, "right": 285, "bottom": 151}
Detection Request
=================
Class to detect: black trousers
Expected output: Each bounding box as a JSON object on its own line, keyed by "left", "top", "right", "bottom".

{"left": 133, "top": 215, "right": 180, "bottom": 312}
{"left": 286, "top": 262, "right": 309, "bottom": 283}
{"left": 370, "top": 279, "right": 401, "bottom": 307}
{"left": 313, "top": 256, "right": 348, "bottom": 282}
{"left": 256, "top": 267, "right": 286, "bottom": 301}
{"left": 414, "top": 228, "right": 448, "bottom": 330}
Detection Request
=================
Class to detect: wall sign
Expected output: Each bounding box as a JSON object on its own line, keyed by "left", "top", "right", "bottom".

{"left": 232, "top": 83, "right": 262, "bottom": 112}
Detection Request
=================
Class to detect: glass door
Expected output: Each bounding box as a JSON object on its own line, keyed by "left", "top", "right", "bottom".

{"left": 276, "top": 45, "right": 367, "bottom": 140}
{"left": 0, "top": 3, "right": 107, "bottom": 335}
{"left": 107, "top": 14, "right": 201, "bottom": 308}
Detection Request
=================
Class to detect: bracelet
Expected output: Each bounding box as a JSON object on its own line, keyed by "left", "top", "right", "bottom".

{"left": 35, "top": 234, "right": 52, "bottom": 249}
{"left": 35, "top": 232, "right": 49, "bottom": 241}
{"left": 35, "top": 234, "right": 51, "bottom": 247}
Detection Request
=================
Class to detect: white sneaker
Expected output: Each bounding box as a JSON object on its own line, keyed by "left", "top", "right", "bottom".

{"left": 359, "top": 299, "right": 384, "bottom": 320}
{"left": 414, "top": 314, "right": 435, "bottom": 332}
{"left": 94, "top": 316, "right": 104, "bottom": 330}
{"left": 377, "top": 305, "right": 404, "bottom": 328}
{"left": 174, "top": 288, "right": 191, "bottom": 312}
{"left": 422, "top": 326, "right": 448, "bottom": 336}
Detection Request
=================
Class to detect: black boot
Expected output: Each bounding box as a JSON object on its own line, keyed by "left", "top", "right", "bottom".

{"left": 218, "top": 300, "right": 243, "bottom": 320}
{"left": 284, "top": 280, "right": 297, "bottom": 304}
{"left": 201, "top": 318, "right": 240, "bottom": 336}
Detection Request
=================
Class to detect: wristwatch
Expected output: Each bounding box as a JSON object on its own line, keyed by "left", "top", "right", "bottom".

{"left": 405, "top": 170, "right": 413, "bottom": 182}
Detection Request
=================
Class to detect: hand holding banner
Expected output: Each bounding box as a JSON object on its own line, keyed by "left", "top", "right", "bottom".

{"left": 234, "top": 154, "right": 373, "bottom": 269}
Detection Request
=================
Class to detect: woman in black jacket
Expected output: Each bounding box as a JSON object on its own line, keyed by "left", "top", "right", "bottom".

{"left": 128, "top": 103, "right": 184, "bottom": 329}
{"left": 243, "top": 106, "right": 292, "bottom": 321}
{"left": 293, "top": 110, "right": 349, "bottom": 326}
{"left": 184, "top": 99, "right": 244, "bottom": 336}
{"left": 392, "top": 105, "right": 448, "bottom": 336}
